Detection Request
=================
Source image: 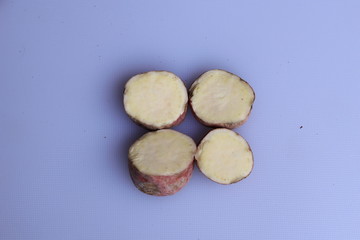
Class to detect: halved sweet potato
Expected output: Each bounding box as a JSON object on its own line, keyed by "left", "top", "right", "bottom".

{"left": 189, "top": 69, "right": 255, "bottom": 129}
{"left": 195, "top": 128, "right": 254, "bottom": 184}
{"left": 124, "top": 71, "right": 188, "bottom": 130}
{"left": 128, "top": 129, "right": 196, "bottom": 196}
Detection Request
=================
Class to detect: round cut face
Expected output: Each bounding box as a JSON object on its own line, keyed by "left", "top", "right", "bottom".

{"left": 129, "top": 129, "right": 196, "bottom": 176}
{"left": 190, "top": 70, "right": 255, "bottom": 127}
{"left": 124, "top": 71, "right": 188, "bottom": 129}
{"left": 196, "top": 128, "right": 254, "bottom": 184}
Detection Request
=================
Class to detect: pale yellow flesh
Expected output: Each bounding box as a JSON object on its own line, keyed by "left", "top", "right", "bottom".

{"left": 196, "top": 129, "right": 253, "bottom": 184}
{"left": 124, "top": 71, "right": 187, "bottom": 128}
{"left": 190, "top": 70, "right": 254, "bottom": 124}
{"left": 129, "top": 130, "right": 196, "bottom": 176}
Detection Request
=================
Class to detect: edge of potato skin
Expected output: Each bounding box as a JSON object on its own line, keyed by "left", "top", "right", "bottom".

{"left": 189, "top": 69, "right": 256, "bottom": 129}
{"left": 128, "top": 104, "right": 187, "bottom": 130}
{"left": 128, "top": 156, "right": 195, "bottom": 196}
{"left": 189, "top": 102, "right": 252, "bottom": 129}
{"left": 195, "top": 129, "right": 254, "bottom": 185}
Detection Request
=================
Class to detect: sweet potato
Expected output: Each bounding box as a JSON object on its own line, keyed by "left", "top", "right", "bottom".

{"left": 189, "top": 69, "right": 255, "bottom": 129}
{"left": 195, "top": 128, "right": 254, "bottom": 184}
{"left": 124, "top": 71, "right": 188, "bottom": 130}
{"left": 128, "top": 129, "right": 196, "bottom": 196}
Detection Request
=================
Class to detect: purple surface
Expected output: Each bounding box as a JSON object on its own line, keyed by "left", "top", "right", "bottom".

{"left": 1, "top": 1, "right": 360, "bottom": 239}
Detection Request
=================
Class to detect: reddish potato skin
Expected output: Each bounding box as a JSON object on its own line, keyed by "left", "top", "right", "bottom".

{"left": 129, "top": 104, "right": 187, "bottom": 130}
{"left": 189, "top": 69, "right": 255, "bottom": 129}
{"left": 195, "top": 129, "right": 254, "bottom": 185}
{"left": 129, "top": 160, "right": 194, "bottom": 196}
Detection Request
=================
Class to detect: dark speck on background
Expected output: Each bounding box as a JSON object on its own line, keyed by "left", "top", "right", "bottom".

{"left": 300, "top": 126, "right": 303, "bottom": 129}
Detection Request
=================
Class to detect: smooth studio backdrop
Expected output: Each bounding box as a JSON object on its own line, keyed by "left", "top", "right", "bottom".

{"left": 1, "top": 1, "right": 360, "bottom": 239}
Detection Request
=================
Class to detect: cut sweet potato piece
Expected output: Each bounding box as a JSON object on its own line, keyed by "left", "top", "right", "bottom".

{"left": 124, "top": 71, "right": 188, "bottom": 130}
{"left": 128, "top": 129, "right": 196, "bottom": 196}
{"left": 195, "top": 128, "right": 254, "bottom": 184}
{"left": 189, "top": 69, "right": 255, "bottom": 129}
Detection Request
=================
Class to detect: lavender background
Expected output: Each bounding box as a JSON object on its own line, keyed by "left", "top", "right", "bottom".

{"left": 1, "top": 1, "right": 360, "bottom": 239}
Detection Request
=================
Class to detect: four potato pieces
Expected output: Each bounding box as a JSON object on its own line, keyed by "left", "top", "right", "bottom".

{"left": 124, "top": 70, "right": 255, "bottom": 195}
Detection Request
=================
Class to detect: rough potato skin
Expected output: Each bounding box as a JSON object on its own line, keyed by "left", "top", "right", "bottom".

{"left": 129, "top": 160, "right": 194, "bottom": 196}
{"left": 195, "top": 129, "right": 254, "bottom": 185}
{"left": 189, "top": 69, "right": 255, "bottom": 129}
{"left": 129, "top": 104, "right": 187, "bottom": 130}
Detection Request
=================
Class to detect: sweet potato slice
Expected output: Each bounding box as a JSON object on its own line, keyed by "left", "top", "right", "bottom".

{"left": 124, "top": 71, "right": 188, "bottom": 130}
{"left": 129, "top": 129, "right": 196, "bottom": 196}
{"left": 196, "top": 128, "right": 254, "bottom": 184}
{"left": 190, "top": 69, "right": 255, "bottom": 128}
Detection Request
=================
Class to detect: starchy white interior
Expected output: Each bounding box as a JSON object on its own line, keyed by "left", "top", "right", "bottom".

{"left": 124, "top": 71, "right": 187, "bottom": 128}
{"left": 190, "top": 70, "right": 254, "bottom": 124}
{"left": 129, "top": 130, "right": 196, "bottom": 176}
{"left": 196, "top": 129, "right": 253, "bottom": 184}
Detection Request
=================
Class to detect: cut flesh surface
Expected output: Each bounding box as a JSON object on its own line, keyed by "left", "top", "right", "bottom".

{"left": 190, "top": 70, "right": 255, "bottom": 127}
{"left": 129, "top": 129, "right": 196, "bottom": 176}
{"left": 196, "top": 128, "right": 253, "bottom": 184}
{"left": 124, "top": 71, "right": 188, "bottom": 129}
